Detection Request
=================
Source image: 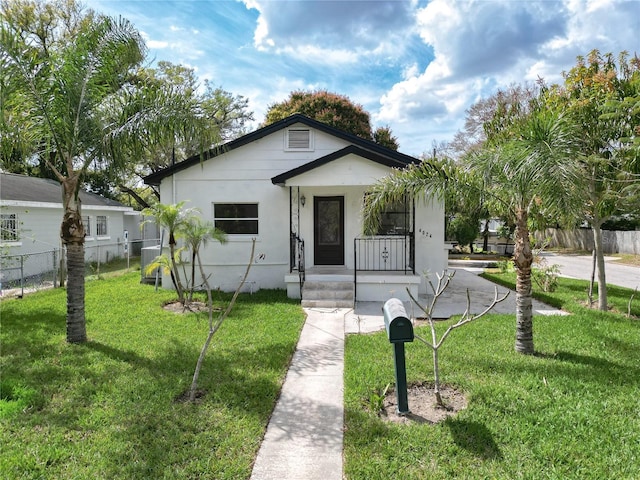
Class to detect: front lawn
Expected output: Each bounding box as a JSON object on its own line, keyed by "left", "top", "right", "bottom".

{"left": 344, "top": 274, "right": 640, "bottom": 479}
{"left": 0, "top": 272, "right": 305, "bottom": 479}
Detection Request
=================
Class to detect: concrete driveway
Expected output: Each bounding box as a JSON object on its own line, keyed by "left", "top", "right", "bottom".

{"left": 346, "top": 267, "right": 567, "bottom": 334}
{"left": 540, "top": 252, "right": 640, "bottom": 290}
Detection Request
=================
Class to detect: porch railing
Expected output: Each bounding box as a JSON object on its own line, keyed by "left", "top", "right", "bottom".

{"left": 290, "top": 233, "right": 305, "bottom": 295}
{"left": 353, "top": 235, "right": 415, "bottom": 302}
{"left": 354, "top": 236, "right": 414, "bottom": 273}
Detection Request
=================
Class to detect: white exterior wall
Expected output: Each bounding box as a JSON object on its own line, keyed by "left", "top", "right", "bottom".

{"left": 156, "top": 123, "right": 447, "bottom": 294}
{"left": 0, "top": 201, "right": 133, "bottom": 283}
{"left": 158, "top": 125, "right": 354, "bottom": 292}
{"left": 414, "top": 199, "right": 447, "bottom": 293}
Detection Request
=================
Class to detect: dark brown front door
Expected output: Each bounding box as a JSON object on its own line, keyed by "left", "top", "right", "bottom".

{"left": 314, "top": 196, "right": 344, "bottom": 265}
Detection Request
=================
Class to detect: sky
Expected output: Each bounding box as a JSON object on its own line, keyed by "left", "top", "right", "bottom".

{"left": 85, "top": 0, "right": 640, "bottom": 157}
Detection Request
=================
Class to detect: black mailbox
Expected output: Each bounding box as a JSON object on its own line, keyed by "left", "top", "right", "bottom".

{"left": 382, "top": 298, "right": 414, "bottom": 344}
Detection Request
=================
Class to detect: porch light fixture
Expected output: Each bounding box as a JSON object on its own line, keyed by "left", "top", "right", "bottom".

{"left": 300, "top": 194, "right": 306, "bottom": 207}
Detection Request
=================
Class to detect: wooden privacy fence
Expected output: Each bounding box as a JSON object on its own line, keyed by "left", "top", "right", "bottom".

{"left": 535, "top": 229, "right": 640, "bottom": 255}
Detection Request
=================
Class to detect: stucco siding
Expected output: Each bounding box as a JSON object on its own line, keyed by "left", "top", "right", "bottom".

{"left": 153, "top": 121, "right": 447, "bottom": 295}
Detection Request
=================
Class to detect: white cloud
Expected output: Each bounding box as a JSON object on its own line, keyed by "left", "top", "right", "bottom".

{"left": 146, "top": 40, "right": 169, "bottom": 50}
{"left": 243, "top": 0, "right": 417, "bottom": 65}
{"left": 374, "top": 0, "right": 640, "bottom": 155}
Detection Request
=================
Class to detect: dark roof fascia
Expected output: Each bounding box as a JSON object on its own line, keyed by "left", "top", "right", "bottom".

{"left": 143, "top": 114, "right": 420, "bottom": 186}
{"left": 271, "top": 145, "right": 409, "bottom": 186}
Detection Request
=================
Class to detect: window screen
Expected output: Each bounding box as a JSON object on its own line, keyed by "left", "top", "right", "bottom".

{"left": 214, "top": 203, "right": 258, "bottom": 234}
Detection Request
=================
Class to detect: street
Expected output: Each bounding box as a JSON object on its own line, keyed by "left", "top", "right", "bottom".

{"left": 540, "top": 253, "right": 640, "bottom": 290}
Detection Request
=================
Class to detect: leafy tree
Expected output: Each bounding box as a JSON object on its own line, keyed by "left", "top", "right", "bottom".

{"left": 264, "top": 89, "right": 399, "bottom": 150}
{"left": 545, "top": 50, "right": 640, "bottom": 311}
{"left": 448, "top": 215, "right": 479, "bottom": 252}
{"left": 364, "top": 88, "right": 580, "bottom": 355}
{"left": 1, "top": 0, "right": 219, "bottom": 342}
{"left": 107, "top": 62, "right": 253, "bottom": 207}
{"left": 373, "top": 125, "right": 399, "bottom": 150}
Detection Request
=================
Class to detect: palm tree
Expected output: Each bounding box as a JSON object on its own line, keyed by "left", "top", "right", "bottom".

{"left": 478, "top": 111, "right": 579, "bottom": 353}
{"left": 2, "top": 9, "right": 146, "bottom": 343}
{"left": 363, "top": 109, "right": 578, "bottom": 355}
{"left": 141, "top": 202, "right": 200, "bottom": 305}
{"left": 2, "top": 1, "right": 219, "bottom": 342}
{"left": 181, "top": 216, "right": 227, "bottom": 302}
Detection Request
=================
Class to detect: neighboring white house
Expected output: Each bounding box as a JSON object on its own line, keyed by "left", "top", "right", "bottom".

{"left": 143, "top": 114, "right": 446, "bottom": 304}
{"left": 0, "top": 172, "right": 145, "bottom": 285}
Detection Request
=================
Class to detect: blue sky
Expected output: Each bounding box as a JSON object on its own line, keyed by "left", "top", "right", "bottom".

{"left": 86, "top": 0, "right": 640, "bottom": 156}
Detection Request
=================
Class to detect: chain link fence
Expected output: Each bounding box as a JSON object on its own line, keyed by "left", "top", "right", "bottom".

{"left": 0, "top": 238, "right": 160, "bottom": 297}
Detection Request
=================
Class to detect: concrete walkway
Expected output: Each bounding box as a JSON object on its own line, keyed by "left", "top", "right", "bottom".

{"left": 250, "top": 306, "right": 345, "bottom": 480}
{"left": 250, "top": 267, "right": 565, "bottom": 479}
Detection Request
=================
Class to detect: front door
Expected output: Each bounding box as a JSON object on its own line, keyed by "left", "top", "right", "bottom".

{"left": 314, "top": 196, "right": 344, "bottom": 265}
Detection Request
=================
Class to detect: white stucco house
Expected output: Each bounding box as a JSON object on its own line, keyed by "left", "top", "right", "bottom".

{"left": 0, "top": 172, "right": 145, "bottom": 285}
{"left": 143, "top": 114, "right": 446, "bottom": 305}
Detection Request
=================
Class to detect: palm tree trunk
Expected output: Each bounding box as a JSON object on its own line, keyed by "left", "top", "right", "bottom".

{"left": 61, "top": 179, "right": 87, "bottom": 343}
{"left": 65, "top": 242, "right": 86, "bottom": 343}
{"left": 168, "top": 234, "right": 185, "bottom": 304}
{"left": 592, "top": 224, "right": 608, "bottom": 311}
{"left": 513, "top": 208, "right": 534, "bottom": 355}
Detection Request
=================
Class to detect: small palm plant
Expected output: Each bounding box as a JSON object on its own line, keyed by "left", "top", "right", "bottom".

{"left": 142, "top": 202, "right": 204, "bottom": 305}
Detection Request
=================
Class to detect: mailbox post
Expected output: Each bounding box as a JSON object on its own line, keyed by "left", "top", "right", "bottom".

{"left": 382, "top": 298, "right": 414, "bottom": 415}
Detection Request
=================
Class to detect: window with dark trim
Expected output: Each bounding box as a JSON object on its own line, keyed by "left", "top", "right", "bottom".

{"left": 214, "top": 203, "right": 258, "bottom": 234}
{"left": 367, "top": 197, "right": 410, "bottom": 235}
{"left": 1, "top": 214, "right": 19, "bottom": 241}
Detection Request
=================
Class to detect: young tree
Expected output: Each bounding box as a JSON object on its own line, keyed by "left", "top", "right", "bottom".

{"left": 181, "top": 216, "right": 227, "bottom": 303}
{"left": 408, "top": 271, "right": 508, "bottom": 406}
{"left": 189, "top": 239, "right": 255, "bottom": 402}
{"left": 142, "top": 202, "right": 198, "bottom": 305}
{"left": 545, "top": 50, "right": 640, "bottom": 311}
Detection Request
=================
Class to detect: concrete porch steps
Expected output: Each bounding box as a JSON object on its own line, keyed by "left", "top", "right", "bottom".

{"left": 301, "top": 280, "right": 354, "bottom": 308}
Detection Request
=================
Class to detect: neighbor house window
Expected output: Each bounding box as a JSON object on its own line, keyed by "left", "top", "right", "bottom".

{"left": 285, "top": 128, "right": 313, "bottom": 150}
{"left": 83, "top": 215, "right": 91, "bottom": 237}
{"left": 96, "top": 215, "right": 108, "bottom": 236}
{"left": 1, "top": 214, "right": 19, "bottom": 242}
{"left": 214, "top": 203, "right": 258, "bottom": 234}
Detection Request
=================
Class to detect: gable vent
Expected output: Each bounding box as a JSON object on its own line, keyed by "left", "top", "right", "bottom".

{"left": 287, "top": 129, "right": 312, "bottom": 150}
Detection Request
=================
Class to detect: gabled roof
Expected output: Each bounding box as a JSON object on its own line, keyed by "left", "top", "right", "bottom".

{"left": 0, "top": 172, "right": 128, "bottom": 208}
{"left": 271, "top": 145, "right": 409, "bottom": 186}
{"left": 143, "top": 114, "right": 419, "bottom": 186}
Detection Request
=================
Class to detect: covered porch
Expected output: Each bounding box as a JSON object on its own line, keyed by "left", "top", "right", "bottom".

{"left": 282, "top": 183, "right": 419, "bottom": 304}
{"left": 271, "top": 146, "right": 425, "bottom": 305}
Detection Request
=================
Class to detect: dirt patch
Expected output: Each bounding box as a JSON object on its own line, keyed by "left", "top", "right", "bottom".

{"left": 382, "top": 383, "right": 467, "bottom": 424}
{"left": 174, "top": 388, "right": 207, "bottom": 404}
{"left": 163, "top": 301, "right": 214, "bottom": 314}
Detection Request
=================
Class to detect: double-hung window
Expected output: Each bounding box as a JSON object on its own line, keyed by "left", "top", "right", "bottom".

{"left": 214, "top": 203, "right": 258, "bottom": 235}
{"left": 96, "top": 215, "right": 108, "bottom": 237}
{"left": 83, "top": 215, "right": 91, "bottom": 237}
{"left": 1, "top": 214, "right": 19, "bottom": 242}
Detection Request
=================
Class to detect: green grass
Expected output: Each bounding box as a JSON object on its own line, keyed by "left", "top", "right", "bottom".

{"left": 344, "top": 274, "right": 640, "bottom": 479}
{"left": 0, "top": 272, "right": 305, "bottom": 479}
